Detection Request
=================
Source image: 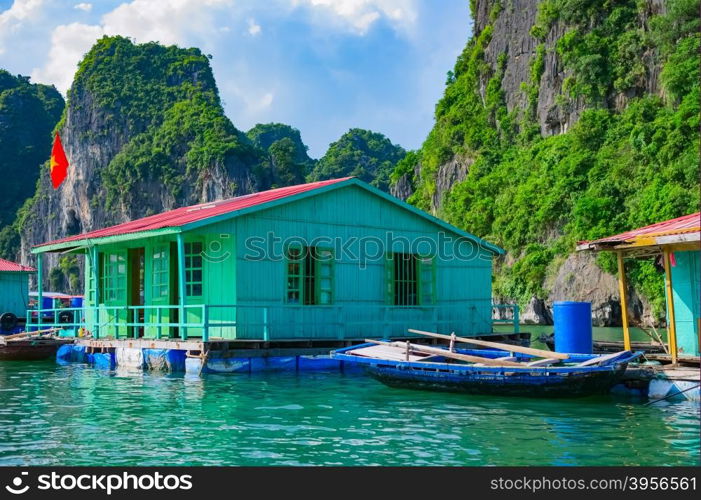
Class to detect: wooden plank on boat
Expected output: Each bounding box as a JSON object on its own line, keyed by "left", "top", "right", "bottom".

{"left": 495, "top": 356, "right": 517, "bottom": 362}
{"left": 1, "top": 328, "right": 60, "bottom": 343}
{"left": 575, "top": 351, "right": 628, "bottom": 367}
{"left": 1, "top": 328, "right": 60, "bottom": 341}
{"left": 351, "top": 345, "right": 427, "bottom": 362}
{"left": 364, "top": 339, "right": 525, "bottom": 367}
{"left": 526, "top": 358, "right": 560, "bottom": 367}
{"left": 408, "top": 329, "right": 569, "bottom": 360}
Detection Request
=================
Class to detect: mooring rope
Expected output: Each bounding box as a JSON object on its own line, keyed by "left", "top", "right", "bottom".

{"left": 644, "top": 384, "right": 700, "bottom": 406}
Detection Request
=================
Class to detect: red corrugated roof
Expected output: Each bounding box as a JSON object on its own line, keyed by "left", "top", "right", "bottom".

{"left": 0, "top": 258, "right": 35, "bottom": 272}
{"left": 35, "top": 177, "right": 353, "bottom": 249}
{"left": 581, "top": 212, "right": 700, "bottom": 245}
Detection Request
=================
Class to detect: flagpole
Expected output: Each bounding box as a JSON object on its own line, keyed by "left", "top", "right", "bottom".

{"left": 37, "top": 254, "right": 43, "bottom": 326}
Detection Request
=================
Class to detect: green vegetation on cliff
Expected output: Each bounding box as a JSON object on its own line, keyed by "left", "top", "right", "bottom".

{"left": 394, "top": 0, "right": 700, "bottom": 317}
{"left": 69, "top": 36, "right": 259, "bottom": 207}
{"left": 0, "top": 71, "right": 63, "bottom": 259}
{"left": 310, "top": 128, "right": 406, "bottom": 191}
{"left": 247, "top": 123, "right": 315, "bottom": 188}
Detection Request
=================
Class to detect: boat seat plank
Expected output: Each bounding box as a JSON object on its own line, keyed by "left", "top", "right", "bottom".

{"left": 364, "top": 339, "right": 525, "bottom": 367}
{"left": 526, "top": 358, "right": 560, "bottom": 367}
{"left": 408, "top": 329, "right": 569, "bottom": 360}
{"left": 575, "top": 351, "right": 628, "bottom": 367}
{"left": 350, "top": 345, "right": 427, "bottom": 362}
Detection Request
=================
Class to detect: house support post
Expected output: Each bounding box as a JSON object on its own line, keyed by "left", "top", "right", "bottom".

{"left": 37, "top": 253, "right": 43, "bottom": 328}
{"left": 263, "top": 307, "right": 269, "bottom": 342}
{"left": 616, "top": 251, "right": 631, "bottom": 351}
{"left": 202, "top": 304, "right": 209, "bottom": 342}
{"left": 662, "top": 248, "right": 678, "bottom": 364}
{"left": 176, "top": 233, "right": 187, "bottom": 341}
{"left": 91, "top": 246, "right": 100, "bottom": 339}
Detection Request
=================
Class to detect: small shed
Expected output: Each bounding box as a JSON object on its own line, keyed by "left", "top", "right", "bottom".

{"left": 31, "top": 178, "right": 505, "bottom": 343}
{"left": 578, "top": 212, "right": 700, "bottom": 362}
{"left": 0, "top": 258, "right": 35, "bottom": 330}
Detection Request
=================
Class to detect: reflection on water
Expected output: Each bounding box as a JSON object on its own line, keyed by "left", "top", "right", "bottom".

{"left": 0, "top": 361, "right": 698, "bottom": 466}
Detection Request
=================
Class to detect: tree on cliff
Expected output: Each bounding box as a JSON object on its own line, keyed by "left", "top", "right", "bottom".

{"left": 309, "top": 128, "right": 406, "bottom": 192}
{"left": 247, "top": 123, "right": 315, "bottom": 188}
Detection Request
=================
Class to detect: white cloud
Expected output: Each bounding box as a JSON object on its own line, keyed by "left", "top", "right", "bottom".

{"left": 0, "top": 0, "right": 45, "bottom": 54}
{"left": 256, "top": 92, "right": 274, "bottom": 109}
{"left": 100, "top": 0, "right": 232, "bottom": 46}
{"left": 291, "top": 0, "right": 418, "bottom": 35}
{"left": 222, "top": 76, "right": 276, "bottom": 116}
{"left": 20, "top": 0, "right": 420, "bottom": 95}
{"left": 30, "top": 0, "right": 234, "bottom": 93}
{"left": 247, "top": 17, "right": 261, "bottom": 36}
{"left": 31, "top": 22, "right": 104, "bottom": 92}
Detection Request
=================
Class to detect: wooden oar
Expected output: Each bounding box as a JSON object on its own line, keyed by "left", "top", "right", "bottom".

{"left": 1, "top": 328, "right": 59, "bottom": 341}
{"left": 408, "top": 329, "right": 569, "bottom": 360}
{"left": 364, "top": 339, "right": 525, "bottom": 367}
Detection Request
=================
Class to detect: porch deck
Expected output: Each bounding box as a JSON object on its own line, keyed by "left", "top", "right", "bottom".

{"left": 27, "top": 302, "right": 521, "bottom": 343}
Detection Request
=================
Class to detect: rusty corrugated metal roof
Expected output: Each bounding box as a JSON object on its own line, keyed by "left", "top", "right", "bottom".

{"left": 579, "top": 212, "right": 700, "bottom": 248}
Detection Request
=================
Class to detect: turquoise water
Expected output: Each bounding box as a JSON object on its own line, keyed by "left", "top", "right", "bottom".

{"left": 0, "top": 360, "right": 698, "bottom": 466}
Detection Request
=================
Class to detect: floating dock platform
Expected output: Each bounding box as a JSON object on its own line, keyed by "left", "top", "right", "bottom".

{"left": 614, "top": 363, "right": 700, "bottom": 402}
{"left": 53, "top": 334, "right": 700, "bottom": 403}
{"left": 56, "top": 333, "right": 531, "bottom": 374}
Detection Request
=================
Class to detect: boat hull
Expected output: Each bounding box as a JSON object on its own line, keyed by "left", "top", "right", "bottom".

{"left": 365, "top": 364, "right": 627, "bottom": 398}
{"left": 0, "top": 340, "right": 70, "bottom": 361}
{"left": 332, "top": 343, "right": 641, "bottom": 398}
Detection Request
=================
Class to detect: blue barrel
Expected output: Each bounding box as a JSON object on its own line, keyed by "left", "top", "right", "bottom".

{"left": 41, "top": 296, "right": 53, "bottom": 310}
{"left": 553, "top": 301, "right": 593, "bottom": 354}
{"left": 70, "top": 297, "right": 83, "bottom": 309}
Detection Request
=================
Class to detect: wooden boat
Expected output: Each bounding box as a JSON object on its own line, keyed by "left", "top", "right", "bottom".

{"left": 0, "top": 328, "right": 73, "bottom": 361}
{"left": 331, "top": 330, "right": 642, "bottom": 398}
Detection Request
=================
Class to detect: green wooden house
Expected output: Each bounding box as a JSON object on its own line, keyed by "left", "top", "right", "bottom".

{"left": 31, "top": 178, "right": 504, "bottom": 342}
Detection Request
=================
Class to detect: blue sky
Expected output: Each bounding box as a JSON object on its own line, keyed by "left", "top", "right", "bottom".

{"left": 0, "top": 0, "right": 472, "bottom": 157}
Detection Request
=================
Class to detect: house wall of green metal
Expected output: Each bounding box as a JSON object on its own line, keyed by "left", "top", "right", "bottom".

{"left": 81, "top": 182, "right": 499, "bottom": 341}
{"left": 670, "top": 250, "right": 700, "bottom": 356}
{"left": 208, "top": 183, "right": 495, "bottom": 339}
{"left": 0, "top": 271, "right": 31, "bottom": 318}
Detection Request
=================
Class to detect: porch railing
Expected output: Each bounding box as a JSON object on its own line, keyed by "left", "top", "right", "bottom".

{"left": 26, "top": 300, "right": 520, "bottom": 343}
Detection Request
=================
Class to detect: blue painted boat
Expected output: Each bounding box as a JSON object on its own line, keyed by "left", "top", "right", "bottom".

{"left": 331, "top": 342, "right": 642, "bottom": 398}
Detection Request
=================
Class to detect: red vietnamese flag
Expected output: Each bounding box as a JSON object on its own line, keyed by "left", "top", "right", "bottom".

{"left": 50, "top": 133, "right": 69, "bottom": 189}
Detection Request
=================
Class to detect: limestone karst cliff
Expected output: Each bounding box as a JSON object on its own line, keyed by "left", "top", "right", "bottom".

{"left": 391, "top": 0, "right": 699, "bottom": 325}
